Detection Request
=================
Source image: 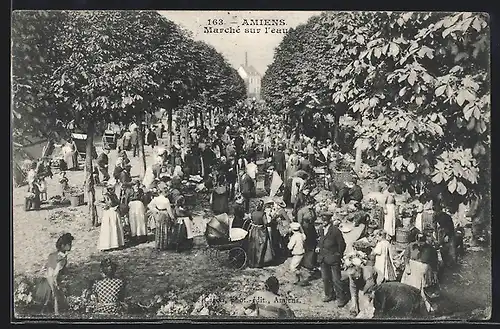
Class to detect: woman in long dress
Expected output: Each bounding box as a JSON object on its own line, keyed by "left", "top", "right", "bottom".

{"left": 266, "top": 200, "right": 289, "bottom": 262}
{"left": 128, "top": 180, "right": 147, "bottom": 243}
{"left": 384, "top": 186, "right": 397, "bottom": 240}
{"left": 34, "top": 233, "right": 74, "bottom": 314}
{"left": 371, "top": 230, "right": 397, "bottom": 284}
{"left": 171, "top": 196, "right": 195, "bottom": 252}
{"left": 147, "top": 183, "right": 175, "bottom": 250}
{"left": 212, "top": 175, "right": 229, "bottom": 215}
{"left": 98, "top": 184, "right": 125, "bottom": 251}
{"left": 63, "top": 141, "right": 76, "bottom": 170}
{"left": 247, "top": 200, "right": 275, "bottom": 268}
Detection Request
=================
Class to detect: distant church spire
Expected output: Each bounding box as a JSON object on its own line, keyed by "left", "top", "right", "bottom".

{"left": 245, "top": 52, "right": 248, "bottom": 67}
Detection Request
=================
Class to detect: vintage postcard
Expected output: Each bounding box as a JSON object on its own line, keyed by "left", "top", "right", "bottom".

{"left": 11, "top": 10, "right": 491, "bottom": 321}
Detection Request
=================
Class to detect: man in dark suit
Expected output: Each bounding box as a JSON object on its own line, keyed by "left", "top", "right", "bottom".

{"left": 234, "top": 131, "right": 245, "bottom": 158}
{"left": 272, "top": 144, "right": 286, "bottom": 181}
{"left": 317, "top": 216, "right": 348, "bottom": 306}
{"left": 130, "top": 127, "right": 139, "bottom": 157}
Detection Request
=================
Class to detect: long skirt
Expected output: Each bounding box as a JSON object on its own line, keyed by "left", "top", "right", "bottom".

{"left": 269, "top": 224, "right": 286, "bottom": 260}
{"left": 384, "top": 204, "right": 396, "bottom": 238}
{"left": 170, "top": 217, "right": 194, "bottom": 252}
{"left": 155, "top": 211, "right": 173, "bottom": 250}
{"left": 63, "top": 151, "right": 76, "bottom": 169}
{"left": 440, "top": 239, "right": 457, "bottom": 268}
{"left": 128, "top": 200, "right": 147, "bottom": 237}
{"left": 34, "top": 278, "right": 68, "bottom": 311}
{"left": 212, "top": 192, "right": 229, "bottom": 215}
{"left": 98, "top": 209, "right": 125, "bottom": 251}
{"left": 247, "top": 225, "right": 274, "bottom": 268}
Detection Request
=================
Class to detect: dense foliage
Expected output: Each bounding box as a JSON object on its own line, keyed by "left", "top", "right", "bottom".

{"left": 262, "top": 11, "right": 490, "bottom": 210}
{"left": 12, "top": 10, "right": 246, "bottom": 224}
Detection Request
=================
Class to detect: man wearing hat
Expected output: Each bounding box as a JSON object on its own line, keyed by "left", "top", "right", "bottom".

{"left": 130, "top": 126, "right": 139, "bottom": 157}
{"left": 272, "top": 143, "right": 286, "bottom": 181}
{"left": 234, "top": 128, "right": 245, "bottom": 158}
{"left": 317, "top": 215, "right": 349, "bottom": 306}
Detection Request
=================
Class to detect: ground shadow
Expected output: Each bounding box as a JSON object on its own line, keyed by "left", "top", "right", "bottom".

{"left": 14, "top": 242, "right": 250, "bottom": 319}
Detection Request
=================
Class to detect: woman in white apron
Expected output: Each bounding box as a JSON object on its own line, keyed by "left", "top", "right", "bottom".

{"left": 63, "top": 142, "right": 76, "bottom": 170}
{"left": 384, "top": 186, "right": 397, "bottom": 240}
{"left": 98, "top": 183, "right": 125, "bottom": 251}
{"left": 128, "top": 180, "right": 147, "bottom": 243}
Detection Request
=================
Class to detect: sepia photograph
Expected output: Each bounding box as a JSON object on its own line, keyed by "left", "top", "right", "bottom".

{"left": 11, "top": 10, "right": 491, "bottom": 321}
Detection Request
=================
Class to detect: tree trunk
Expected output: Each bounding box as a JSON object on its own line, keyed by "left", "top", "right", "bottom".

{"left": 200, "top": 110, "right": 204, "bottom": 128}
{"left": 194, "top": 112, "right": 197, "bottom": 128}
{"left": 85, "top": 123, "right": 98, "bottom": 227}
{"left": 208, "top": 107, "right": 212, "bottom": 129}
{"left": 354, "top": 144, "right": 363, "bottom": 173}
{"left": 333, "top": 113, "right": 340, "bottom": 145}
{"left": 136, "top": 114, "right": 147, "bottom": 179}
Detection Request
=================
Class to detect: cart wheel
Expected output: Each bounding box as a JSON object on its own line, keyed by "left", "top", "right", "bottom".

{"left": 227, "top": 247, "right": 247, "bottom": 270}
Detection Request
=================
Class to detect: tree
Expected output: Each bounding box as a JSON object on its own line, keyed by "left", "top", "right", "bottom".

{"left": 263, "top": 11, "right": 490, "bottom": 212}
{"left": 11, "top": 11, "right": 71, "bottom": 142}
{"left": 12, "top": 11, "right": 248, "bottom": 225}
{"left": 330, "top": 12, "right": 490, "bottom": 211}
{"left": 262, "top": 13, "right": 368, "bottom": 143}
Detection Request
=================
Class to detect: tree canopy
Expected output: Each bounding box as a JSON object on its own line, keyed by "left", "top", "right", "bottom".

{"left": 262, "top": 11, "right": 490, "bottom": 210}
{"left": 12, "top": 10, "right": 246, "bottom": 140}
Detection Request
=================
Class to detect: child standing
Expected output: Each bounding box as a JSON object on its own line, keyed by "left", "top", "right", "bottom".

{"left": 288, "top": 222, "right": 306, "bottom": 284}
{"left": 58, "top": 171, "right": 69, "bottom": 198}
{"left": 38, "top": 177, "right": 48, "bottom": 202}
{"left": 371, "top": 230, "right": 397, "bottom": 285}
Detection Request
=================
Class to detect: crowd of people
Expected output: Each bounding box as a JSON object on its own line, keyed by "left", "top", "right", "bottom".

{"left": 23, "top": 108, "right": 487, "bottom": 319}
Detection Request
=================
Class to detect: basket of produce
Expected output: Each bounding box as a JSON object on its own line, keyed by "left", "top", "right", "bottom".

{"left": 48, "top": 195, "right": 70, "bottom": 206}
{"left": 67, "top": 186, "right": 85, "bottom": 207}
{"left": 352, "top": 237, "right": 376, "bottom": 254}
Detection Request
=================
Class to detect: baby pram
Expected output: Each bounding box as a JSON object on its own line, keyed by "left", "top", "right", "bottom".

{"left": 204, "top": 214, "right": 251, "bottom": 270}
